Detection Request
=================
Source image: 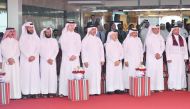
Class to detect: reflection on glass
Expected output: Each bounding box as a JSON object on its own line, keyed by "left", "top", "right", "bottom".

{"left": 22, "top": 5, "right": 65, "bottom": 35}
{"left": 0, "top": 0, "right": 7, "bottom": 32}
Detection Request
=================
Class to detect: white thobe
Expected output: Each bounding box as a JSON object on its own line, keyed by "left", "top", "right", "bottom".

{"left": 40, "top": 38, "right": 59, "bottom": 94}
{"left": 166, "top": 35, "right": 188, "bottom": 90}
{"left": 82, "top": 35, "right": 104, "bottom": 95}
{"left": 123, "top": 37, "right": 143, "bottom": 89}
{"left": 1, "top": 38, "right": 21, "bottom": 99}
{"left": 105, "top": 41, "right": 124, "bottom": 92}
{"left": 59, "top": 32, "right": 81, "bottom": 96}
{"left": 19, "top": 35, "right": 40, "bottom": 95}
{"left": 145, "top": 36, "right": 165, "bottom": 91}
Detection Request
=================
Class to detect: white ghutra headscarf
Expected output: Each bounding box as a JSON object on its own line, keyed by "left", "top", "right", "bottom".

{"left": 40, "top": 27, "right": 53, "bottom": 39}
{"left": 20, "top": 22, "right": 38, "bottom": 40}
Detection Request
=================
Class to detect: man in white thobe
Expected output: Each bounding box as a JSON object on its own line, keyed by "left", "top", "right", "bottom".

{"left": 166, "top": 26, "right": 188, "bottom": 91}
{"left": 123, "top": 29, "right": 143, "bottom": 90}
{"left": 40, "top": 27, "right": 59, "bottom": 97}
{"left": 59, "top": 21, "right": 81, "bottom": 96}
{"left": 1, "top": 28, "right": 21, "bottom": 99}
{"left": 82, "top": 25, "right": 105, "bottom": 95}
{"left": 105, "top": 31, "right": 124, "bottom": 94}
{"left": 145, "top": 26, "right": 165, "bottom": 92}
{"left": 19, "top": 22, "right": 40, "bottom": 98}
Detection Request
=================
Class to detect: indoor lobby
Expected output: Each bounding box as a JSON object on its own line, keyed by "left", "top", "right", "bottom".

{"left": 0, "top": 0, "right": 190, "bottom": 109}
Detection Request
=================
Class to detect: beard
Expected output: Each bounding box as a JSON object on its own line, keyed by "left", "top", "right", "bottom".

{"left": 45, "top": 34, "right": 51, "bottom": 38}
{"left": 7, "top": 35, "right": 13, "bottom": 38}
{"left": 27, "top": 30, "right": 33, "bottom": 34}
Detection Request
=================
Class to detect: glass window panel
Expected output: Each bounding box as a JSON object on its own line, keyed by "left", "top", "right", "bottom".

{"left": 0, "top": 0, "right": 7, "bottom": 33}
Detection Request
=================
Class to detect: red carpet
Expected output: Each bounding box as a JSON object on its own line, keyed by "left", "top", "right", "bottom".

{"left": 1, "top": 91, "right": 190, "bottom": 109}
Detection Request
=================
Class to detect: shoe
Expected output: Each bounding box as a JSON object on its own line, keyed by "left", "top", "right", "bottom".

{"left": 90, "top": 94, "right": 99, "bottom": 96}
{"left": 124, "top": 89, "right": 129, "bottom": 93}
{"left": 48, "top": 94, "right": 54, "bottom": 98}
{"left": 27, "top": 95, "right": 31, "bottom": 98}
{"left": 171, "top": 89, "right": 176, "bottom": 91}
{"left": 22, "top": 95, "right": 28, "bottom": 99}
{"left": 43, "top": 94, "right": 48, "bottom": 98}
{"left": 119, "top": 91, "right": 125, "bottom": 94}
{"left": 34, "top": 95, "right": 39, "bottom": 98}
{"left": 59, "top": 95, "right": 64, "bottom": 97}
{"left": 115, "top": 90, "right": 121, "bottom": 94}
{"left": 107, "top": 92, "right": 113, "bottom": 94}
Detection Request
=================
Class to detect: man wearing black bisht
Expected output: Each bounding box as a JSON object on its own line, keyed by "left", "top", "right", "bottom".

{"left": 117, "top": 24, "right": 126, "bottom": 44}
{"left": 53, "top": 29, "right": 62, "bottom": 76}
{"left": 0, "top": 32, "right": 4, "bottom": 42}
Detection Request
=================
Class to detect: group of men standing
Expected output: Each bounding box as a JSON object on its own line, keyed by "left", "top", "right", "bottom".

{"left": 0, "top": 21, "right": 104, "bottom": 99}
{"left": 0, "top": 20, "right": 189, "bottom": 100}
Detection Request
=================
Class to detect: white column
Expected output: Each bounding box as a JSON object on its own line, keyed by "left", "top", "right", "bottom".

{"left": 7, "top": 0, "right": 22, "bottom": 36}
